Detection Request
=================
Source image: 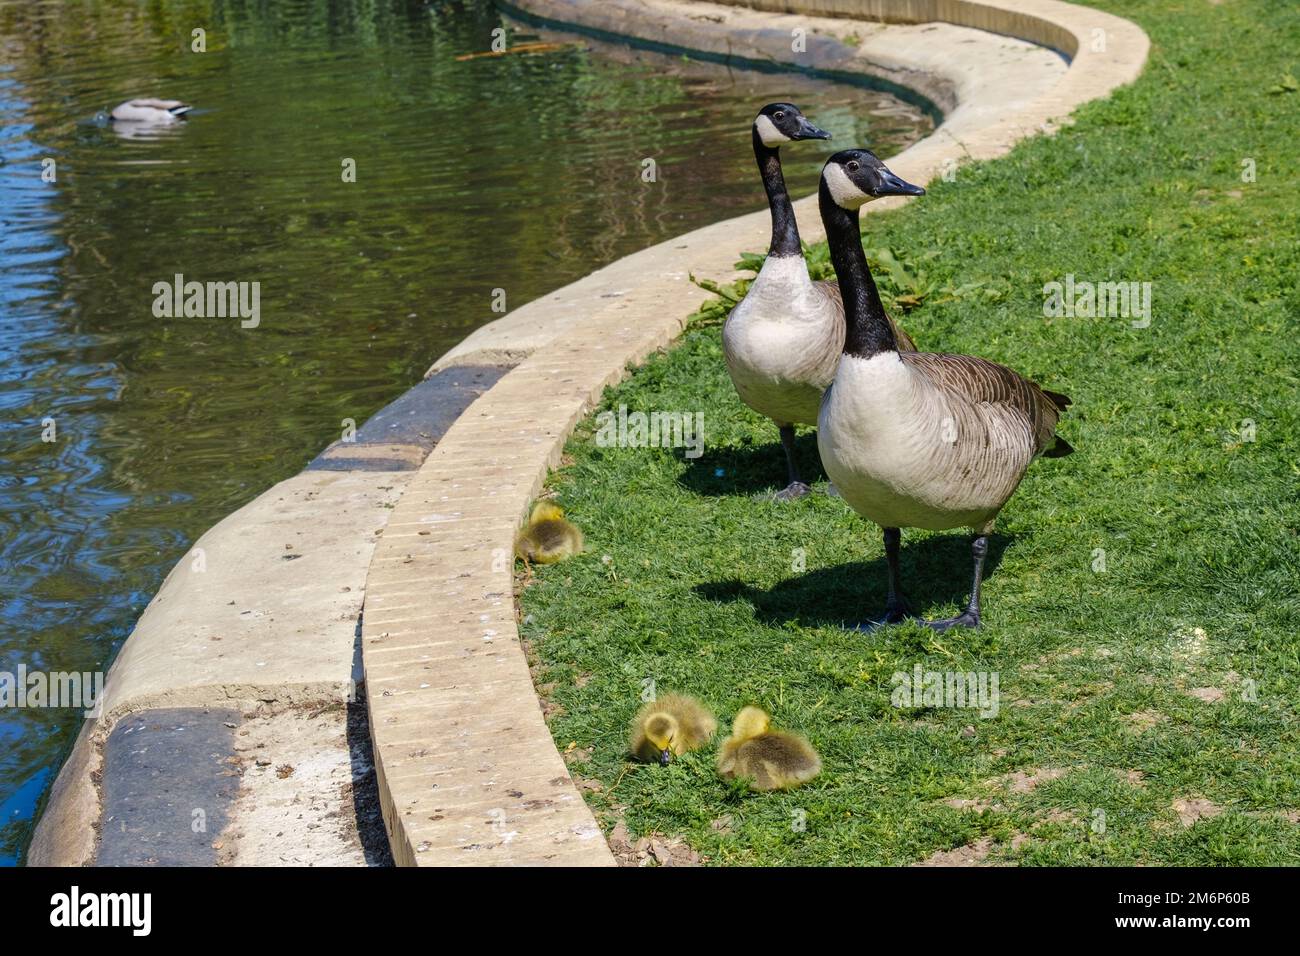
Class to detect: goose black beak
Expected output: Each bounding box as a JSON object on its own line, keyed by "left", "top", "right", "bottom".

{"left": 873, "top": 168, "right": 926, "bottom": 197}
{"left": 659, "top": 748, "right": 672, "bottom": 766}
{"left": 794, "top": 117, "right": 832, "bottom": 141}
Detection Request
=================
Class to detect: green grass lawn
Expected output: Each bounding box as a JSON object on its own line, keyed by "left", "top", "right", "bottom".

{"left": 519, "top": 0, "right": 1300, "bottom": 865}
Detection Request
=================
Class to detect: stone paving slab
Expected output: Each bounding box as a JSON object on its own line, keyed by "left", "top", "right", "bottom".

{"left": 96, "top": 708, "right": 240, "bottom": 867}
{"left": 310, "top": 364, "right": 512, "bottom": 471}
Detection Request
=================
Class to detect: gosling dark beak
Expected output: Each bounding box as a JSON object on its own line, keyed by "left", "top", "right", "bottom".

{"left": 794, "top": 117, "right": 831, "bottom": 141}
{"left": 659, "top": 748, "right": 672, "bottom": 766}
{"left": 873, "top": 168, "right": 926, "bottom": 197}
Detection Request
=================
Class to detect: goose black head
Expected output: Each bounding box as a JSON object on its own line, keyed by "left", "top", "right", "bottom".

{"left": 821, "top": 148, "right": 925, "bottom": 209}
{"left": 753, "top": 102, "right": 831, "bottom": 147}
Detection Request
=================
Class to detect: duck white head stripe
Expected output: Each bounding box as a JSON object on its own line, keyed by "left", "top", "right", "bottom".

{"left": 823, "top": 163, "right": 869, "bottom": 209}
{"left": 754, "top": 114, "right": 790, "bottom": 147}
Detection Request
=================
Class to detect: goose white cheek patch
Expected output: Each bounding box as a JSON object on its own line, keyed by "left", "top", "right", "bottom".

{"left": 823, "top": 163, "right": 870, "bottom": 208}
{"left": 754, "top": 114, "right": 790, "bottom": 146}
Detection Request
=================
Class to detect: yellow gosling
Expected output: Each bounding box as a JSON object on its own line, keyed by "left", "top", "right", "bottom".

{"left": 629, "top": 694, "right": 717, "bottom": 765}
{"left": 514, "top": 501, "right": 583, "bottom": 571}
{"left": 717, "top": 706, "right": 821, "bottom": 791}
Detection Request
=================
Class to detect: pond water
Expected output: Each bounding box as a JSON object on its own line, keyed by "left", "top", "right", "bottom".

{"left": 0, "top": 0, "right": 931, "bottom": 864}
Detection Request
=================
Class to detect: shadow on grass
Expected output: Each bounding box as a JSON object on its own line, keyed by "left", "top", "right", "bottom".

{"left": 678, "top": 431, "right": 826, "bottom": 497}
{"left": 695, "top": 533, "right": 1011, "bottom": 627}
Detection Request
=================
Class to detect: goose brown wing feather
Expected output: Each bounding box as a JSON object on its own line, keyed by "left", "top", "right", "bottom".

{"left": 900, "top": 352, "right": 1070, "bottom": 456}
{"left": 815, "top": 278, "right": 843, "bottom": 318}
{"left": 813, "top": 280, "right": 916, "bottom": 352}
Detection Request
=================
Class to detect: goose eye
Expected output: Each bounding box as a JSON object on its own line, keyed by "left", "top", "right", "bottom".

{"left": 846, "top": 161, "right": 860, "bottom": 171}
{"left": 774, "top": 111, "right": 785, "bottom": 119}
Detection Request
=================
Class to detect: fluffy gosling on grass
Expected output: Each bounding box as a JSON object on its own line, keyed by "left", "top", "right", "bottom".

{"left": 717, "top": 706, "right": 821, "bottom": 791}
{"left": 630, "top": 694, "right": 718, "bottom": 765}
{"left": 514, "top": 502, "right": 583, "bottom": 573}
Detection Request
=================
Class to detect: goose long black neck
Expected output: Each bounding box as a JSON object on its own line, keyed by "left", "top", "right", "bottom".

{"left": 819, "top": 179, "right": 897, "bottom": 358}
{"left": 753, "top": 127, "right": 802, "bottom": 258}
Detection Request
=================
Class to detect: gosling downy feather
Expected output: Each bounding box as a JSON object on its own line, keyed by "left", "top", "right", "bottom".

{"left": 629, "top": 694, "right": 717, "bottom": 765}
{"left": 722, "top": 103, "right": 915, "bottom": 500}
{"left": 815, "top": 149, "right": 1073, "bottom": 630}
{"left": 717, "top": 706, "right": 821, "bottom": 791}
{"left": 514, "top": 501, "right": 583, "bottom": 565}
{"left": 109, "top": 99, "right": 194, "bottom": 123}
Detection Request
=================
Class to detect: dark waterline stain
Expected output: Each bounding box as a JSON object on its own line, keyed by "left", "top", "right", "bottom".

{"left": 0, "top": 0, "right": 931, "bottom": 864}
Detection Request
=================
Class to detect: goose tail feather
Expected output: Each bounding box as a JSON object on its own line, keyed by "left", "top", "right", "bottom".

{"left": 1043, "top": 434, "right": 1074, "bottom": 458}
{"left": 1041, "top": 388, "right": 1072, "bottom": 410}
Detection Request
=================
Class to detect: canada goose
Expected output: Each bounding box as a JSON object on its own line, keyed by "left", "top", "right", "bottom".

{"left": 514, "top": 501, "right": 583, "bottom": 572}
{"left": 717, "top": 706, "right": 821, "bottom": 790}
{"left": 816, "top": 149, "right": 1073, "bottom": 631}
{"left": 109, "top": 99, "right": 193, "bottom": 123}
{"left": 723, "top": 103, "right": 915, "bottom": 501}
{"left": 629, "top": 694, "right": 717, "bottom": 765}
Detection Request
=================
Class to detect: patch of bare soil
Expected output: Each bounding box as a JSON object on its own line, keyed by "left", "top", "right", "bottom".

{"left": 942, "top": 768, "right": 1070, "bottom": 814}
{"left": 606, "top": 821, "right": 702, "bottom": 867}
{"left": 914, "top": 837, "right": 994, "bottom": 867}
{"left": 561, "top": 742, "right": 594, "bottom": 765}
{"left": 988, "top": 767, "right": 1067, "bottom": 794}
{"left": 1125, "top": 710, "right": 1166, "bottom": 731}
{"left": 1172, "top": 797, "right": 1223, "bottom": 827}
{"left": 915, "top": 832, "right": 1031, "bottom": 866}
{"left": 943, "top": 797, "right": 1003, "bottom": 813}
{"left": 216, "top": 700, "right": 392, "bottom": 866}
{"left": 1033, "top": 809, "right": 1081, "bottom": 829}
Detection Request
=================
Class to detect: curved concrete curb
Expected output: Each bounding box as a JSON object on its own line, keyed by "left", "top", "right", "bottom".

{"left": 361, "top": 1, "right": 1148, "bottom": 865}
{"left": 27, "top": 366, "right": 509, "bottom": 866}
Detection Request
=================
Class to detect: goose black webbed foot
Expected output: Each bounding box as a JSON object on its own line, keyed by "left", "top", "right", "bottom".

{"left": 848, "top": 527, "right": 914, "bottom": 631}
{"left": 774, "top": 481, "right": 812, "bottom": 502}
{"left": 773, "top": 425, "right": 811, "bottom": 502}
{"left": 880, "top": 593, "right": 914, "bottom": 624}
{"left": 921, "top": 535, "right": 989, "bottom": 632}
{"left": 850, "top": 595, "right": 915, "bottom": 632}
{"left": 921, "top": 609, "right": 981, "bottom": 631}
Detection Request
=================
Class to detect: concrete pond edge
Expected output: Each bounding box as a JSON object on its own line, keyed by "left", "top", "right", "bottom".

{"left": 28, "top": 0, "right": 1148, "bottom": 867}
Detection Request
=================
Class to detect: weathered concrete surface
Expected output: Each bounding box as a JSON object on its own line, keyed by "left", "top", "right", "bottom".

{"left": 92, "top": 470, "right": 403, "bottom": 718}
{"left": 90, "top": 703, "right": 393, "bottom": 867}
{"left": 29, "top": 719, "right": 102, "bottom": 867}
{"left": 29, "top": 369, "right": 513, "bottom": 865}
{"left": 216, "top": 702, "right": 393, "bottom": 867}
{"left": 29, "top": 469, "right": 405, "bottom": 866}
{"left": 432, "top": 0, "right": 1070, "bottom": 373}
{"left": 367, "top": 0, "right": 1148, "bottom": 866}
{"left": 311, "top": 365, "right": 512, "bottom": 471}
{"left": 96, "top": 709, "right": 240, "bottom": 867}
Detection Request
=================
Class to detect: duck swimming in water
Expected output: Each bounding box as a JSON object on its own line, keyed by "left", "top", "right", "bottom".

{"left": 109, "top": 99, "right": 193, "bottom": 124}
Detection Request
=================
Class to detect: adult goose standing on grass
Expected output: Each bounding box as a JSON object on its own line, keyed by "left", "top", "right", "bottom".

{"left": 722, "top": 104, "right": 917, "bottom": 502}
{"left": 816, "top": 149, "right": 1073, "bottom": 631}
